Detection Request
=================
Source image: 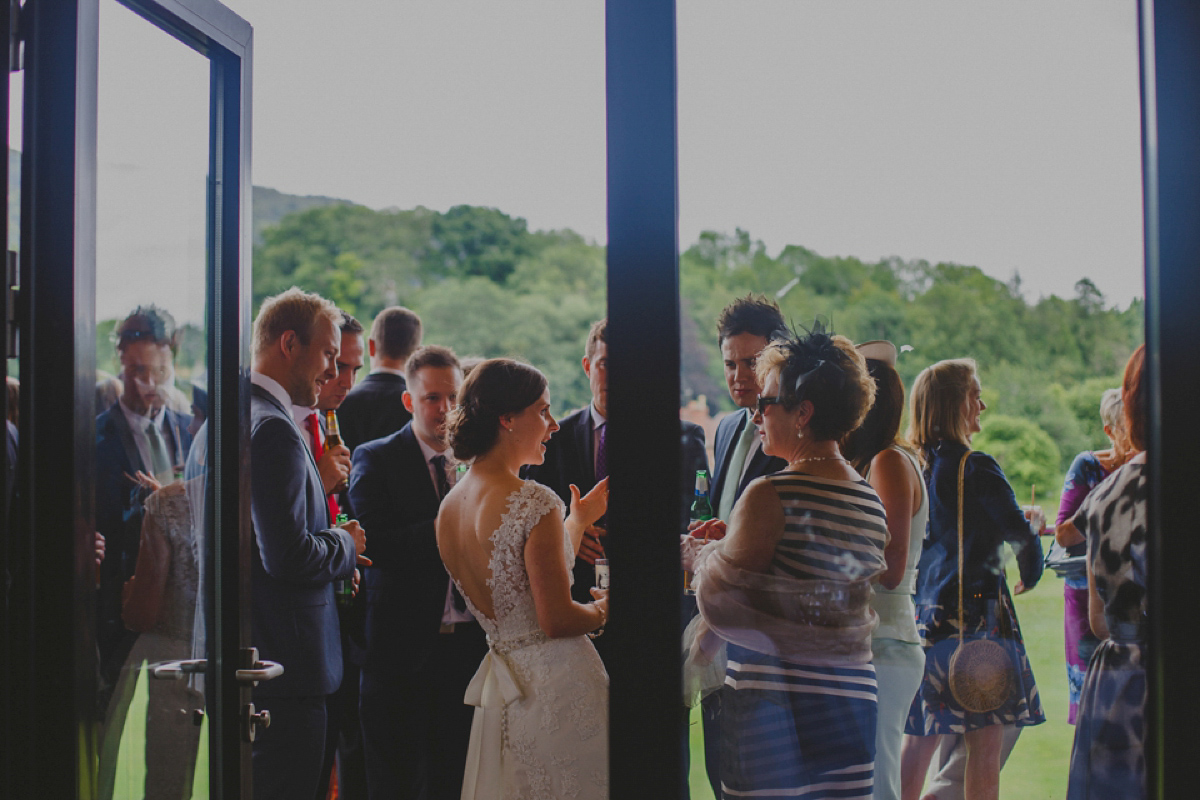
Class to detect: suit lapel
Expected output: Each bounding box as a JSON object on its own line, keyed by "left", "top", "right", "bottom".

{"left": 108, "top": 402, "right": 148, "bottom": 474}
{"left": 712, "top": 409, "right": 747, "bottom": 501}
{"left": 397, "top": 426, "right": 440, "bottom": 507}
{"left": 574, "top": 409, "right": 596, "bottom": 488}
{"left": 252, "top": 383, "right": 326, "bottom": 500}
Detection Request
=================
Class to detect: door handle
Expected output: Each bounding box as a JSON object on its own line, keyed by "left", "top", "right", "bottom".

{"left": 235, "top": 660, "right": 284, "bottom": 685}
{"left": 148, "top": 655, "right": 284, "bottom": 685}
{"left": 149, "top": 659, "right": 206, "bottom": 680}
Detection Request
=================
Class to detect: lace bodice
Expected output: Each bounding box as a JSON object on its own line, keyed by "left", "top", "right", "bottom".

{"left": 455, "top": 480, "right": 571, "bottom": 646}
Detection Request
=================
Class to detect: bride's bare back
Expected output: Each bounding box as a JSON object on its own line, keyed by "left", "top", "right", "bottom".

{"left": 436, "top": 470, "right": 527, "bottom": 621}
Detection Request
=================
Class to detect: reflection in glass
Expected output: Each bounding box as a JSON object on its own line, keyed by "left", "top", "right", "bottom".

{"left": 92, "top": 1, "right": 210, "bottom": 796}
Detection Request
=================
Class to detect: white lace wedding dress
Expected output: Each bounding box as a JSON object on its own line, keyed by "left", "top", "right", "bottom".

{"left": 454, "top": 480, "right": 609, "bottom": 800}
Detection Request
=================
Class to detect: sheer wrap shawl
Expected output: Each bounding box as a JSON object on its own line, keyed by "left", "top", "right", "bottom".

{"left": 682, "top": 542, "right": 879, "bottom": 706}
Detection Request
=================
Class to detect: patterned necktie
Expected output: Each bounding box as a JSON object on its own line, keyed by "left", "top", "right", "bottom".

{"left": 431, "top": 454, "right": 451, "bottom": 499}
{"left": 432, "top": 454, "right": 467, "bottom": 612}
{"left": 145, "top": 420, "right": 173, "bottom": 483}
{"left": 595, "top": 421, "right": 607, "bottom": 483}
{"left": 305, "top": 413, "right": 340, "bottom": 520}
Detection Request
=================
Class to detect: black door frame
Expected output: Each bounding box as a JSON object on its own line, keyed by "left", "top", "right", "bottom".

{"left": 5, "top": 0, "right": 1199, "bottom": 797}
{"left": 3, "top": 0, "right": 251, "bottom": 796}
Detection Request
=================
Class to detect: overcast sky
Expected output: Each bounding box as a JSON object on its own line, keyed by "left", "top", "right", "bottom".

{"left": 89, "top": 0, "right": 1145, "bottom": 322}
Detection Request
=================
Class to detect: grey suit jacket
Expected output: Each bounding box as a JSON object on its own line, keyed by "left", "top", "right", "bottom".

{"left": 250, "top": 383, "right": 357, "bottom": 697}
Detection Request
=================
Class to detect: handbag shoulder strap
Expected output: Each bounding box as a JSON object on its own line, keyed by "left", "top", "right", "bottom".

{"left": 957, "top": 449, "right": 972, "bottom": 644}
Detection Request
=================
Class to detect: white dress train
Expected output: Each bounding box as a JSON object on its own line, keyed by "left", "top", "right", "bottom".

{"left": 454, "top": 480, "right": 609, "bottom": 800}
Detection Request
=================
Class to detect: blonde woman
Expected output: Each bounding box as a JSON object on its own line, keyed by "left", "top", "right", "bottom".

{"left": 898, "top": 359, "right": 1044, "bottom": 800}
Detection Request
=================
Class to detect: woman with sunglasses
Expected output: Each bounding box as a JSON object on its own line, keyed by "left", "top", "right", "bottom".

{"left": 685, "top": 325, "right": 887, "bottom": 799}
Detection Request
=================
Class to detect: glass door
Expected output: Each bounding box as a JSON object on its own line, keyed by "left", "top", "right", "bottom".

{"left": 3, "top": 0, "right": 252, "bottom": 796}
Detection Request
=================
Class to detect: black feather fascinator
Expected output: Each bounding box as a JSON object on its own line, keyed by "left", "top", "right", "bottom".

{"left": 777, "top": 318, "right": 846, "bottom": 403}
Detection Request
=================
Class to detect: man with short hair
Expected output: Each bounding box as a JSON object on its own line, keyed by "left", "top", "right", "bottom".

{"left": 298, "top": 310, "right": 368, "bottom": 800}
{"left": 294, "top": 311, "right": 364, "bottom": 511}
{"left": 249, "top": 287, "right": 368, "bottom": 800}
{"left": 695, "top": 295, "right": 790, "bottom": 798}
{"left": 348, "top": 345, "right": 485, "bottom": 800}
{"left": 338, "top": 306, "right": 422, "bottom": 454}
{"left": 94, "top": 305, "right": 196, "bottom": 798}
{"left": 528, "top": 318, "right": 709, "bottom": 660}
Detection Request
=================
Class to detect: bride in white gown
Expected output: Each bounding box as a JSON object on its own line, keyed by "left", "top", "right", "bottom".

{"left": 437, "top": 358, "right": 610, "bottom": 800}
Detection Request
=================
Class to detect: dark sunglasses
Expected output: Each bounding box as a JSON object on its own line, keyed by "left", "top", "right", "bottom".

{"left": 756, "top": 395, "right": 783, "bottom": 414}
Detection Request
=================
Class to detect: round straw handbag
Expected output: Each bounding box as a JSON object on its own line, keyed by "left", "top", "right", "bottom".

{"left": 946, "top": 450, "right": 1016, "bottom": 714}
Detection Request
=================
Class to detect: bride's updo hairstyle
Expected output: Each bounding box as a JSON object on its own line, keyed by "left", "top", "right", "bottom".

{"left": 754, "top": 322, "right": 875, "bottom": 443}
{"left": 447, "top": 357, "right": 548, "bottom": 461}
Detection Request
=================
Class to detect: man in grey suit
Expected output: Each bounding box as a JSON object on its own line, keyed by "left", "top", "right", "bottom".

{"left": 249, "top": 287, "right": 368, "bottom": 799}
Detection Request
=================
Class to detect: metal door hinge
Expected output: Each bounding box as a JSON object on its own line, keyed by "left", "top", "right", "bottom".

{"left": 5, "top": 250, "right": 16, "bottom": 359}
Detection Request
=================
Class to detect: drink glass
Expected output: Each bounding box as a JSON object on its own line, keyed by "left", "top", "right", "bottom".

{"left": 1022, "top": 504, "right": 1046, "bottom": 534}
{"left": 594, "top": 558, "right": 610, "bottom": 590}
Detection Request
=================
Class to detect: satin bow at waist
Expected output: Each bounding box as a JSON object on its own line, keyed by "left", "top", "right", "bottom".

{"left": 460, "top": 631, "right": 549, "bottom": 800}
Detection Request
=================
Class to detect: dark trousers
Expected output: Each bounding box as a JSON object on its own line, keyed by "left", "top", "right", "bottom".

{"left": 252, "top": 695, "right": 327, "bottom": 800}
{"left": 360, "top": 621, "right": 487, "bottom": 800}
{"left": 701, "top": 691, "right": 723, "bottom": 798}
{"left": 316, "top": 659, "right": 367, "bottom": 799}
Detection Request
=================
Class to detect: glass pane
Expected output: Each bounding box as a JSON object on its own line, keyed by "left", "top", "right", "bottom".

{"left": 93, "top": 1, "right": 211, "bottom": 796}
{"left": 224, "top": 1, "right": 608, "bottom": 796}
{"left": 677, "top": 3, "right": 1145, "bottom": 799}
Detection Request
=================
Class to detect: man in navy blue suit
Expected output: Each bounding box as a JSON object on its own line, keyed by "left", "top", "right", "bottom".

{"left": 338, "top": 306, "right": 422, "bottom": 454}
{"left": 527, "top": 318, "right": 710, "bottom": 662}
{"left": 94, "top": 305, "right": 196, "bottom": 797}
{"left": 349, "top": 345, "right": 485, "bottom": 800}
{"left": 695, "top": 296, "right": 788, "bottom": 798}
{"left": 249, "top": 288, "right": 368, "bottom": 800}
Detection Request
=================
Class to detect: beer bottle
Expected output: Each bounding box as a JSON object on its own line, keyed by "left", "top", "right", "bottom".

{"left": 324, "top": 409, "right": 349, "bottom": 492}
{"left": 690, "top": 470, "right": 714, "bottom": 523}
{"left": 333, "top": 512, "right": 355, "bottom": 609}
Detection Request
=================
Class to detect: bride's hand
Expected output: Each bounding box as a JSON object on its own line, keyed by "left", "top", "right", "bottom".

{"left": 570, "top": 477, "right": 609, "bottom": 528}
{"left": 589, "top": 586, "right": 609, "bottom": 620}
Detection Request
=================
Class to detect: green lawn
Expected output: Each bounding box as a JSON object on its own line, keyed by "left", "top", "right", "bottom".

{"left": 107, "top": 571, "right": 1072, "bottom": 799}
{"left": 687, "top": 567, "right": 1075, "bottom": 800}
{"left": 109, "top": 665, "right": 209, "bottom": 798}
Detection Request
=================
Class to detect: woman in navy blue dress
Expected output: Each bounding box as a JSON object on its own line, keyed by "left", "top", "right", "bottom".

{"left": 899, "top": 358, "right": 1045, "bottom": 800}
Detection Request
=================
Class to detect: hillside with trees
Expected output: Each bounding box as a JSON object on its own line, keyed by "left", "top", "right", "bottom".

{"left": 250, "top": 198, "right": 1143, "bottom": 508}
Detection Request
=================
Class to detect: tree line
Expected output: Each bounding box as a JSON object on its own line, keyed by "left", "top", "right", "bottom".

{"left": 249, "top": 200, "right": 1143, "bottom": 508}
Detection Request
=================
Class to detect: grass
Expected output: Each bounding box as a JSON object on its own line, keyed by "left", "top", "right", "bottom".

{"left": 687, "top": 565, "right": 1075, "bottom": 800}
{"left": 109, "top": 664, "right": 209, "bottom": 798}
{"left": 107, "top": 569, "right": 1073, "bottom": 799}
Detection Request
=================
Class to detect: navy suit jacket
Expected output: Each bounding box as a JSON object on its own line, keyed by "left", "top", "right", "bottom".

{"left": 348, "top": 423, "right": 453, "bottom": 675}
{"left": 95, "top": 402, "right": 193, "bottom": 668}
{"left": 709, "top": 407, "right": 787, "bottom": 514}
{"left": 527, "top": 406, "right": 709, "bottom": 604}
{"left": 250, "top": 383, "right": 357, "bottom": 698}
{"left": 337, "top": 372, "right": 412, "bottom": 455}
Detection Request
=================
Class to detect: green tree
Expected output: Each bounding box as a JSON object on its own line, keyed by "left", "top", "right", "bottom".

{"left": 973, "top": 415, "right": 1062, "bottom": 505}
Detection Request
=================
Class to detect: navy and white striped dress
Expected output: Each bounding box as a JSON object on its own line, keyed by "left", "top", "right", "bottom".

{"left": 721, "top": 471, "right": 889, "bottom": 799}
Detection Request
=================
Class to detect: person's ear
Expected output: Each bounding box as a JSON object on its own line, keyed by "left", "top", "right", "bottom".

{"left": 368, "top": 338, "right": 377, "bottom": 358}
{"left": 796, "top": 399, "right": 815, "bottom": 429}
{"left": 402, "top": 391, "right": 415, "bottom": 414}
{"left": 279, "top": 330, "right": 298, "bottom": 359}
{"left": 582, "top": 355, "right": 592, "bottom": 379}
